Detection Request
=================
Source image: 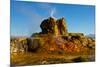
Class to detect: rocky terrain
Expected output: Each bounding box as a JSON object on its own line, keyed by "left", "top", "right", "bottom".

{"left": 11, "top": 17, "right": 95, "bottom": 66}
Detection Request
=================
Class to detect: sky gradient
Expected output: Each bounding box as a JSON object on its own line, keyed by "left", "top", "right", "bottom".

{"left": 11, "top": 0, "right": 95, "bottom": 37}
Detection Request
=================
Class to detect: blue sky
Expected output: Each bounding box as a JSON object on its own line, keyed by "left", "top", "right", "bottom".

{"left": 11, "top": 0, "right": 95, "bottom": 37}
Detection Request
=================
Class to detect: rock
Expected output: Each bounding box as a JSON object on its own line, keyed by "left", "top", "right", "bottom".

{"left": 10, "top": 37, "right": 28, "bottom": 53}
{"left": 56, "top": 17, "right": 68, "bottom": 35}
{"left": 41, "top": 61, "right": 48, "bottom": 64}
{"left": 31, "top": 33, "right": 40, "bottom": 37}
{"left": 40, "top": 17, "right": 58, "bottom": 35}
{"left": 72, "top": 56, "right": 87, "bottom": 62}
{"left": 28, "top": 38, "right": 41, "bottom": 52}
{"left": 40, "top": 17, "right": 68, "bottom": 36}
{"left": 68, "top": 33, "right": 84, "bottom": 37}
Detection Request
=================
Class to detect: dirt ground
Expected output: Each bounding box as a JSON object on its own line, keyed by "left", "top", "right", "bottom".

{"left": 11, "top": 49, "right": 95, "bottom": 66}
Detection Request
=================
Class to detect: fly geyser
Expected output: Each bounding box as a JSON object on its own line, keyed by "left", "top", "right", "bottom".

{"left": 11, "top": 17, "right": 95, "bottom": 66}
{"left": 40, "top": 17, "right": 68, "bottom": 35}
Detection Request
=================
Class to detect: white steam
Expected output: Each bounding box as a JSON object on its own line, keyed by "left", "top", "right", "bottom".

{"left": 50, "top": 8, "right": 56, "bottom": 17}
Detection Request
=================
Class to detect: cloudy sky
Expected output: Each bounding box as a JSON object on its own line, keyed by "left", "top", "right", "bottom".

{"left": 11, "top": 0, "right": 95, "bottom": 37}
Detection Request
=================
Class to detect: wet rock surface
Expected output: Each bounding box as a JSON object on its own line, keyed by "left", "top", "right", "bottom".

{"left": 40, "top": 17, "right": 68, "bottom": 35}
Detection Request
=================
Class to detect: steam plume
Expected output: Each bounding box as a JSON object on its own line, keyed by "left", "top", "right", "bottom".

{"left": 50, "top": 8, "right": 56, "bottom": 17}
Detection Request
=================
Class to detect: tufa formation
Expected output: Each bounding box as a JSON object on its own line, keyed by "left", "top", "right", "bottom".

{"left": 11, "top": 17, "right": 95, "bottom": 53}
{"left": 40, "top": 17, "right": 68, "bottom": 36}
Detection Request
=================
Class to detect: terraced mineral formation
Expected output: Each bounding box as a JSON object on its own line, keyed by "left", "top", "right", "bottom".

{"left": 11, "top": 17, "right": 95, "bottom": 53}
